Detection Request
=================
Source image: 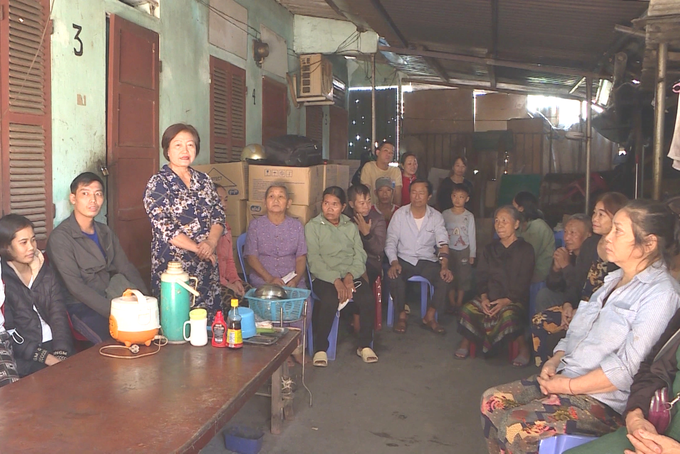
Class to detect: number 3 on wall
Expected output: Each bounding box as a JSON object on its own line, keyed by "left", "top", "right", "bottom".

{"left": 73, "top": 24, "right": 83, "bottom": 57}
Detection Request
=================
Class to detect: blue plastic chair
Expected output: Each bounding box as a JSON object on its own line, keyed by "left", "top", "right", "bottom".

{"left": 529, "top": 281, "right": 547, "bottom": 319}
{"left": 554, "top": 230, "right": 565, "bottom": 248}
{"left": 538, "top": 434, "right": 597, "bottom": 454}
{"left": 386, "top": 275, "right": 435, "bottom": 327}
{"left": 236, "top": 233, "right": 249, "bottom": 284}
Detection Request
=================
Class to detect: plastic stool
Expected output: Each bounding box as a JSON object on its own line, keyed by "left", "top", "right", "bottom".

{"left": 386, "top": 276, "right": 435, "bottom": 327}
{"left": 538, "top": 434, "right": 597, "bottom": 454}
{"left": 469, "top": 337, "right": 520, "bottom": 362}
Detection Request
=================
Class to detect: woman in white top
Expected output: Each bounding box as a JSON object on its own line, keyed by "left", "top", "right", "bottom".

{"left": 480, "top": 199, "right": 680, "bottom": 454}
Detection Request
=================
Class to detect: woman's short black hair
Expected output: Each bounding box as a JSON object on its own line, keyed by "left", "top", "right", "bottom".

{"left": 0, "top": 214, "right": 34, "bottom": 261}
{"left": 323, "top": 186, "right": 346, "bottom": 205}
{"left": 161, "top": 123, "right": 200, "bottom": 161}
{"left": 410, "top": 179, "right": 433, "bottom": 196}
{"left": 400, "top": 151, "right": 416, "bottom": 166}
{"left": 513, "top": 191, "right": 541, "bottom": 221}
{"left": 347, "top": 184, "right": 371, "bottom": 203}
{"left": 264, "top": 184, "right": 289, "bottom": 200}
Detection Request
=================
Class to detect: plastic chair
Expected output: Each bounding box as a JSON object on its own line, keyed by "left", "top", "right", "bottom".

{"left": 538, "top": 434, "right": 597, "bottom": 453}
{"left": 373, "top": 276, "right": 382, "bottom": 331}
{"left": 236, "top": 233, "right": 248, "bottom": 284}
{"left": 386, "top": 275, "right": 435, "bottom": 327}
{"left": 529, "top": 281, "right": 547, "bottom": 320}
{"left": 554, "top": 230, "right": 564, "bottom": 249}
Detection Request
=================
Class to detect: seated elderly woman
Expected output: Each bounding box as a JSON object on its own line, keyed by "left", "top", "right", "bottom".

{"left": 480, "top": 199, "right": 680, "bottom": 454}
{"left": 244, "top": 184, "right": 307, "bottom": 289}
{"left": 144, "top": 124, "right": 225, "bottom": 319}
{"left": 456, "top": 205, "right": 535, "bottom": 366}
{"left": 305, "top": 186, "right": 377, "bottom": 367}
{"left": 531, "top": 192, "right": 628, "bottom": 366}
{"left": 0, "top": 214, "right": 74, "bottom": 377}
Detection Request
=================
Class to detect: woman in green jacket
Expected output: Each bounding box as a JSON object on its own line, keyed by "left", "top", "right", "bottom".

{"left": 305, "top": 186, "right": 377, "bottom": 367}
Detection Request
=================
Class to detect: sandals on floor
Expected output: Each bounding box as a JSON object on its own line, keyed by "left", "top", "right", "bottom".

{"left": 313, "top": 351, "right": 328, "bottom": 367}
{"left": 454, "top": 347, "right": 469, "bottom": 359}
{"left": 357, "top": 347, "right": 378, "bottom": 363}
{"left": 421, "top": 319, "right": 446, "bottom": 335}
{"left": 393, "top": 318, "right": 407, "bottom": 334}
{"left": 404, "top": 304, "right": 411, "bottom": 314}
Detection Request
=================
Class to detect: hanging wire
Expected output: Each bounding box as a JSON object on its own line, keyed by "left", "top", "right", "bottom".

{"left": 194, "top": 0, "right": 260, "bottom": 40}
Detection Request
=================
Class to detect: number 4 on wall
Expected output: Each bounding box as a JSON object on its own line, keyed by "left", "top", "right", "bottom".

{"left": 73, "top": 23, "right": 83, "bottom": 56}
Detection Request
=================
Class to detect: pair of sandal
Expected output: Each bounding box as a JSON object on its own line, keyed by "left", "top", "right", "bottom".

{"left": 312, "top": 347, "right": 379, "bottom": 367}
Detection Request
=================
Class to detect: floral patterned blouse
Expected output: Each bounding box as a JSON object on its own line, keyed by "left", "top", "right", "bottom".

{"left": 143, "top": 165, "right": 226, "bottom": 315}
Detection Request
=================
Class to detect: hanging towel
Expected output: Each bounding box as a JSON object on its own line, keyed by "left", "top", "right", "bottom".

{"left": 668, "top": 83, "right": 680, "bottom": 170}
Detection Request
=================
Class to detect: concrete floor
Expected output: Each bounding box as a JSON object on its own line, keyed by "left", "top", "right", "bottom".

{"left": 201, "top": 309, "right": 537, "bottom": 454}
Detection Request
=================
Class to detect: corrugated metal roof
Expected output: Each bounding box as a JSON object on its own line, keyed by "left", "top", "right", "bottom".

{"left": 275, "top": 0, "right": 345, "bottom": 21}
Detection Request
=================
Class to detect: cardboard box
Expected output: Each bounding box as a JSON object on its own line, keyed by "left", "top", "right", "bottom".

{"left": 225, "top": 200, "right": 247, "bottom": 236}
{"left": 248, "top": 164, "right": 323, "bottom": 206}
{"left": 323, "top": 164, "right": 350, "bottom": 190}
{"left": 246, "top": 200, "right": 321, "bottom": 226}
{"left": 193, "top": 161, "right": 248, "bottom": 200}
{"left": 333, "top": 159, "right": 361, "bottom": 183}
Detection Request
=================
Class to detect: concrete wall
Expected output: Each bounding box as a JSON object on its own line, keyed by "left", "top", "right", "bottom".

{"left": 50, "top": 0, "right": 303, "bottom": 224}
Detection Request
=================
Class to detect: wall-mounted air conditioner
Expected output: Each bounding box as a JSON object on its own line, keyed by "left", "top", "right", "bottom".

{"left": 298, "top": 54, "right": 333, "bottom": 104}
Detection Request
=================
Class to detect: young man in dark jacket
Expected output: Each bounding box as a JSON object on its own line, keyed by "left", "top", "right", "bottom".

{"left": 46, "top": 172, "right": 148, "bottom": 344}
{"left": 0, "top": 214, "right": 74, "bottom": 376}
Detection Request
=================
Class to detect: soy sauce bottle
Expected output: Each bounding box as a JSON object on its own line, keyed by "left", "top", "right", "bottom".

{"left": 227, "top": 299, "right": 243, "bottom": 349}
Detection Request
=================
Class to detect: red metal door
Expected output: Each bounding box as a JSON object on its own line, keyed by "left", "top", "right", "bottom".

{"left": 106, "top": 15, "right": 159, "bottom": 286}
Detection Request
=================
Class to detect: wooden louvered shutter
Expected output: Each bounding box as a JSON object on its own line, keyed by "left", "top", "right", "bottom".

{"left": 229, "top": 65, "right": 246, "bottom": 160}
{"left": 210, "top": 56, "right": 246, "bottom": 163}
{"left": 306, "top": 106, "right": 323, "bottom": 144}
{"left": 0, "top": 0, "right": 53, "bottom": 247}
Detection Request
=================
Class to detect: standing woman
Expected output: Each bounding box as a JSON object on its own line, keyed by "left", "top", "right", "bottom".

{"left": 400, "top": 152, "right": 418, "bottom": 206}
{"left": 513, "top": 191, "right": 555, "bottom": 284}
{"left": 481, "top": 200, "right": 680, "bottom": 454}
{"left": 144, "top": 124, "right": 225, "bottom": 318}
{"left": 0, "top": 214, "right": 73, "bottom": 377}
{"left": 305, "top": 187, "right": 377, "bottom": 366}
{"left": 437, "top": 156, "right": 473, "bottom": 212}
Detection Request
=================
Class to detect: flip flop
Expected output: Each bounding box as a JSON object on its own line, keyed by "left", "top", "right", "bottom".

{"left": 357, "top": 347, "right": 378, "bottom": 363}
{"left": 313, "top": 351, "right": 328, "bottom": 367}
{"left": 404, "top": 304, "right": 411, "bottom": 314}
{"left": 393, "top": 318, "right": 407, "bottom": 334}
{"left": 454, "top": 347, "right": 469, "bottom": 359}
{"left": 421, "top": 319, "right": 446, "bottom": 335}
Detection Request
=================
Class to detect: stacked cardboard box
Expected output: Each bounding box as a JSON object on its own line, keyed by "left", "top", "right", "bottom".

{"left": 322, "top": 163, "right": 350, "bottom": 190}
{"left": 193, "top": 162, "right": 249, "bottom": 251}
{"left": 247, "top": 164, "right": 325, "bottom": 228}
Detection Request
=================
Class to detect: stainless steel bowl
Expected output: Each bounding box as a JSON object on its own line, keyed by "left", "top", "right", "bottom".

{"left": 253, "top": 284, "right": 288, "bottom": 300}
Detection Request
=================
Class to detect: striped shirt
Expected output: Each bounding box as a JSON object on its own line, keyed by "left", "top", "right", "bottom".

{"left": 555, "top": 262, "right": 680, "bottom": 414}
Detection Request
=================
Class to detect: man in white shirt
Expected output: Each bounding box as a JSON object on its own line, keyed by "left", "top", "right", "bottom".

{"left": 385, "top": 180, "right": 453, "bottom": 334}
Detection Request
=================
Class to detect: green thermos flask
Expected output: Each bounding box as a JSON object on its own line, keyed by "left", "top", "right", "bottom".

{"left": 160, "top": 261, "right": 199, "bottom": 343}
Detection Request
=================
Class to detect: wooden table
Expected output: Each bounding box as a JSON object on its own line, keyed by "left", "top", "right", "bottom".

{"left": 0, "top": 330, "right": 300, "bottom": 453}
